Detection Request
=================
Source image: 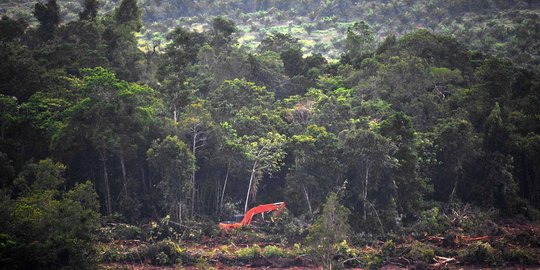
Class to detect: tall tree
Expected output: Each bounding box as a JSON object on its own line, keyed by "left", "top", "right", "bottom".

{"left": 241, "top": 132, "right": 286, "bottom": 214}
{"left": 432, "top": 118, "right": 478, "bottom": 202}
{"left": 0, "top": 16, "right": 27, "bottom": 42}
{"left": 222, "top": 123, "right": 286, "bottom": 213}
{"left": 147, "top": 136, "right": 194, "bottom": 223}
{"left": 33, "top": 0, "right": 60, "bottom": 41}
{"left": 180, "top": 101, "right": 214, "bottom": 217}
{"left": 340, "top": 128, "right": 396, "bottom": 231}
{"left": 380, "top": 112, "right": 427, "bottom": 223}
{"left": 343, "top": 21, "right": 375, "bottom": 67}
{"left": 79, "top": 0, "right": 99, "bottom": 21}
{"left": 286, "top": 124, "right": 344, "bottom": 217}
{"left": 55, "top": 67, "right": 159, "bottom": 215}
{"left": 157, "top": 27, "right": 206, "bottom": 120}
{"left": 114, "top": 0, "right": 142, "bottom": 32}
{"left": 210, "top": 16, "right": 237, "bottom": 49}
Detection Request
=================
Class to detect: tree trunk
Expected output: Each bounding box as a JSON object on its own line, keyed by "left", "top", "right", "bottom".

{"left": 140, "top": 165, "right": 146, "bottom": 193}
{"left": 1, "top": 121, "right": 5, "bottom": 143}
{"left": 119, "top": 154, "right": 128, "bottom": 199}
{"left": 363, "top": 159, "right": 370, "bottom": 221}
{"left": 20, "top": 139, "right": 24, "bottom": 168}
{"left": 220, "top": 161, "right": 230, "bottom": 211}
{"left": 100, "top": 150, "right": 112, "bottom": 215}
{"left": 215, "top": 178, "right": 220, "bottom": 213}
{"left": 302, "top": 182, "right": 313, "bottom": 218}
{"left": 191, "top": 132, "right": 197, "bottom": 218}
{"left": 173, "top": 103, "right": 178, "bottom": 122}
{"left": 449, "top": 174, "right": 459, "bottom": 203}
{"left": 244, "top": 160, "right": 258, "bottom": 214}
{"left": 178, "top": 202, "right": 182, "bottom": 224}
{"left": 449, "top": 160, "right": 462, "bottom": 203}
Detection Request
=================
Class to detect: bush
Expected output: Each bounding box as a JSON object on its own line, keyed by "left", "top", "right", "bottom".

{"left": 413, "top": 207, "right": 450, "bottom": 235}
{"left": 527, "top": 206, "right": 540, "bottom": 222}
{"left": 2, "top": 179, "right": 100, "bottom": 269}
{"left": 268, "top": 209, "right": 308, "bottom": 242}
{"left": 235, "top": 245, "right": 261, "bottom": 262}
{"left": 116, "top": 223, "right": 143, "bottom": 239}
{"left": 335, "top": 240, "right": 362, "bottom": 268}
{"left": 459, "top": 242, "right": 499, "bottom": 265}
{"left": 262, "top": 245, "right": 286, "bottom": 258}
{"left": 510, "top": 229, "right": 540, "bottom": 248}
{"left": 502, "top": 247, "right": 539, "bottom": 265}
{"left": 101, "top": 246, "right": 128, "bottom": 263}
{"left": 98, "top": 223, "right": 143, "bottom": 242}
{"left": 407, "top": 241, "right": 436, "bottom": 263}
{"left": 144, "top": 216, "right": 183, "bottom": 242}
{"left": 154, "top": 251, "right": 170, "bottom": 266}
{"left": 307, "top": 192, "right": 351, "bottom": 269}
{"left": 141, "top": 240, "right": 191, "bottom": 266}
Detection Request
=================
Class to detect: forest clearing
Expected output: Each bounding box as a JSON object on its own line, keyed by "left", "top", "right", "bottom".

{"left": 97, "top": 214, "right": 540, "bottom": 269}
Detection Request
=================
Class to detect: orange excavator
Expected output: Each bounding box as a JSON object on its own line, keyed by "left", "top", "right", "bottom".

{"left": 219, "top": 202, "right": 286, "bottom": 231}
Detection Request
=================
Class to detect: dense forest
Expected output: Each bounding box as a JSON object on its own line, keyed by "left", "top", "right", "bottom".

{"left": 0, "top": 0, "right": 539, "bottom": 269}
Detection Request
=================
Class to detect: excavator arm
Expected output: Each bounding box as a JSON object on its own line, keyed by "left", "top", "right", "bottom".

{"left": 219, "top": 202, "right": 286, "bottom": 230}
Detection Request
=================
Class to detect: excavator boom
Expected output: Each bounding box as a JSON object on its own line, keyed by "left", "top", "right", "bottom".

{"left": 219, "top": 202, "right": 285, "bottom": 230}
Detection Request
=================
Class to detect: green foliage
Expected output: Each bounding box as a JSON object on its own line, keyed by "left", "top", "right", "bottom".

{"left": 459, "top": 242, "right": 499, "bottom": 265}
{"left": 235, "top": 245, "right": 262, "bottom": 262}
{"left": 340, "top": 128, "right": 398, "bottom": 232}
{"left": 114, "top": 0, "right": 142, "bottom": 31}
{"left": 147, "top": 135, "right": 195, "bottom": 222}
{"left": 308, "top": 192, "right": 351, "bottom": 268}
{"left": 0, "top": 15, "right": 27, "bottom": 42}
{"left": 33, "top": 0, "right": 60, "bottom": 41}
{"left": 99, "top": 223, "right": 143, "bottom": 241}
{"left": 407, "top": 241, "right": 436, "bottom": 263}
{"left": 141, "top": 240, "right": 190, "bottom": 266}
{"left": 211, "top": 16, "right": 237, "bottom": 48}
{"left": 79, "top": 0, "right": 99, "bottom": 21}
{"left": 413, "top": 207, "right": 451, "bottom": 235}
{"left": 502, "top": 247, "right": 540, "bottom": 265}
{"left": 344, "top": 21, "right": 375, "bottom": 67}
{"left": 1, "top": 164, "right": 100, "bottom": 269}
{"left": 262, "top": 245, "right": 287, "bottom": 258}
{"left": 209, "top": 78, "right": 275, "bottom": 124}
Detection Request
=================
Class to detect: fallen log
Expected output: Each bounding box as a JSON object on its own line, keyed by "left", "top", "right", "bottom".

{"left": 432, "top": 256, "right": 456, "bottom": 268}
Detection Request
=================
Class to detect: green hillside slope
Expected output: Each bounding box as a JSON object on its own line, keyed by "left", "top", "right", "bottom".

{"left": 2, "top": 0, "right": 538, "bottom": 65}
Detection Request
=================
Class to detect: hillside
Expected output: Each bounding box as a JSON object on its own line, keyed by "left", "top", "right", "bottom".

{"left": 2, "top": 0, "right": 539, "bottom": 65}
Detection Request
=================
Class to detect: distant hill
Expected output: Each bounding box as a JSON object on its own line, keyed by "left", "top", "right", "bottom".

{"left": 1, "top": 0, "right": 539, "bottom": 66}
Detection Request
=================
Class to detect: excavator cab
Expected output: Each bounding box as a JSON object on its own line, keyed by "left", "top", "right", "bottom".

{"left": 219, "top": 214, "right": 244, "bottom": 225}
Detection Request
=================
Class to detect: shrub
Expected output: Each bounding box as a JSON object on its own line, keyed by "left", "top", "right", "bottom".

{"left": 266, "top": 209, "right": 307, "bottom": 242}
{"left": 307, "top": 192, "right": 351, "bottom": 269}
{"left": 335, "top": 240, "right": 362, "bottom": 268}
{"left": 2, "top": 179, "right": 100, "bottom": 269}
{"left": 113, "top": 223, "right": 143, "bottom": 240}
{"left": 527, "top": 206, "right": 540, "bottom": 222}
{"left": 502, "top": 247, "right": 539, "bottom": 265}
{"left": 413, "top": 207, "right": 450, "bottom": 235}
{"left": 141, "top": 240, "right": 191, "bottom": 266}
{"left": 154, "top": 251, "right": 170, "bottom": 266}
{"left": 98, "top": 223, "right": 143, "bottom": 242}
{"left": 263, "top": 245, "right": 286, "bottom": 258}
{"left": 144, "top": 216, "right": 183, "bottom": 242}
{"left": 235, "top": 245, "right": 261, "bottom": 262}
{"left": 407, "top": 241, "right": 436, "bottom": 263}
{"left": 510, "top": 230, "right": 540, "bottom": 248}
{"left": 459, "top": 242, "right": 499, "bottom": 265}
{"left": 101, "top": 246, "right": 128, "bottom": 263}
